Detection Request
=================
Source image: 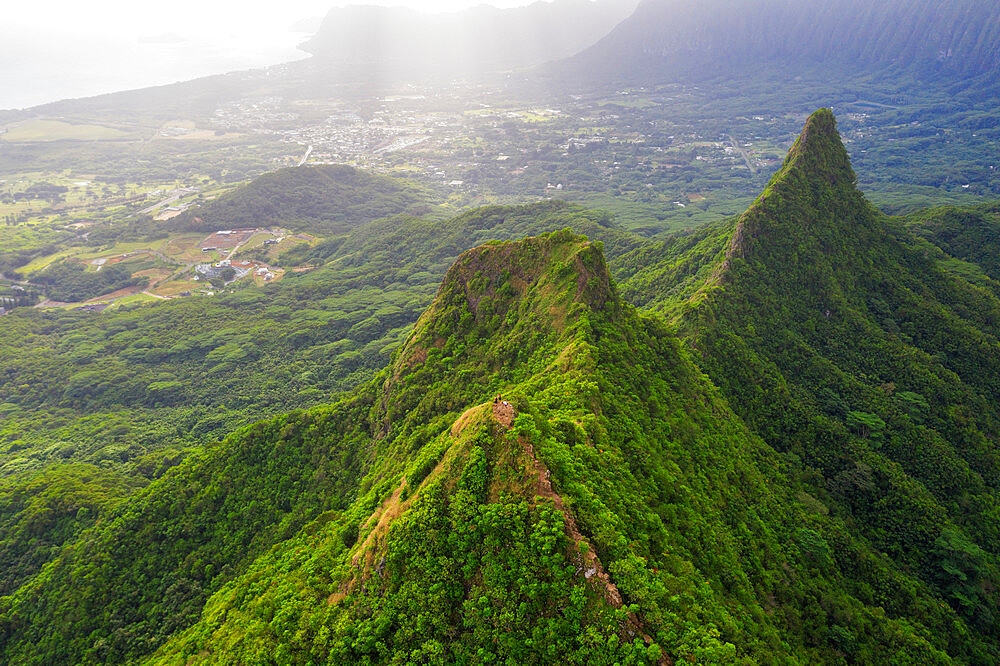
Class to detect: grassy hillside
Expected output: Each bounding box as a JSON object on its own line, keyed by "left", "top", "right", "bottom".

{"left": 168, "top": 165, "right": 435, "bottom": 236}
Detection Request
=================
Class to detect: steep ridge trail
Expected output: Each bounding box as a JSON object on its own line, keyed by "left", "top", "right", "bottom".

{"left": 491, "top": 395, "right": 515, "bottom": 427}
{"left": 328, "top": 477, "right": 411, "bottom": 606}
{"left": 519, "top": 434, "right": 671, "bottom": 665}
{"left": 489, "top": 399, "right": 628, "bottom": 608}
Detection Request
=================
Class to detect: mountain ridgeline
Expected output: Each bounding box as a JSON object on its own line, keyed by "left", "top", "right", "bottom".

{"left": 624, "top": 108, "right": 1000, "bottom": 657}
{"left": 564, "top": 0, "right": 1000, "bottom": 85}
{"left": 2, "top": 111, "right": 1000, "bottom": 663}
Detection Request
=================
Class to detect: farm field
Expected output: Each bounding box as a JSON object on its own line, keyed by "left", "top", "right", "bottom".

{"left": 1, "top": 119, "right": 136, "bottom": 142}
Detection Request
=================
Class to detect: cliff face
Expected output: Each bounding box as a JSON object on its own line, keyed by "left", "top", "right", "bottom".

{"left": 563, "top": 0, "right": 1000, "bottom": 83}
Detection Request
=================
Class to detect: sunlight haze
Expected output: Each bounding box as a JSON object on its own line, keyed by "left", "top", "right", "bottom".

{"left": 2, "top": 0, "right": 548, "bottom": 108}
{"left": 9, "top": 0, "right": 543, "bottom": 35}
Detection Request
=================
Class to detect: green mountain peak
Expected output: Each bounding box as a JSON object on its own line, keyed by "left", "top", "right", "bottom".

{"left": 782, "top": 107, "right": 856, "bottom": 187}
{"left": 393, "top": 230, "right": 615, "bottom": 379}
{"left": 377, "top": 229, "right": 618, "bottom": 434}
{"left": 625, "top": 106, "right": 1000, "bottom": 664}
{"left": 723, "top": 108, "right": 874, "bottom": 268}
{"left": 620, "top": 109, "right": 876, "bottom": 320}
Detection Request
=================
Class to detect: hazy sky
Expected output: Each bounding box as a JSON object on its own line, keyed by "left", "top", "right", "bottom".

{"left": 8, "top": 0, "right": 543, "bottom": 36}
{"left": 1, "top": 0, "right": 550, "bottom": 108}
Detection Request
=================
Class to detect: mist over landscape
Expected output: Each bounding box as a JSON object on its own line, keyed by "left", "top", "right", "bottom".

{"left": 0, "top": 0, "right": 557, "bottom": 109}
{"left": 2, "top": 1, "right": 1000, "bottom": 663}
{"left": 0, "top": 29, "right": 311, "bottom": 110}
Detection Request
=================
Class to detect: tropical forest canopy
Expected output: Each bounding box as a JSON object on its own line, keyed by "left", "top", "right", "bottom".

{"left": 1, "top": 110, "right": 999, "bottom": 664}
{"left": 2, "top": 0, "right": 1000, "bottom": 662}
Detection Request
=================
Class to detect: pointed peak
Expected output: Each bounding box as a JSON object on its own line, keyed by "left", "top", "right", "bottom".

{"left": 802, "top": 107, "right": 838, "bottom": 135}
{"left": 719, "top": 109, "right": 874, "bottom": 268}
{"left": 780, "top": 108, "right": 855, "bottom": 186}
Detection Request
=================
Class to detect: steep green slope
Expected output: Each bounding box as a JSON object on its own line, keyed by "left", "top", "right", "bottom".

{"left": 2, "top": 232, "right": 950, "bottom": 664}
{"left": 0, "top": 226, "right": 639, "bottom": 660}
{"left": 0, "top": 393, "right": 374, "bottom": 663}
{"left": 904, "top": 202, "right": 1000, "bottom": 284}
{"left": 627, "top": 109, "right": 1000, "bottom": 659}
{"left": 168, "top": 165, "right": 434, "bottom": 235}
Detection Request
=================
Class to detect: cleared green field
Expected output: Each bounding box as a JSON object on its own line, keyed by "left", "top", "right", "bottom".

{"left": 19, "top": 248, "right": 83, "bottom": 273}
{"left": 153, "top": 279, "right": 201, "bottom": 297}
{"left": 105, "top": 292, "right": 159, "bottom": 310}
{"left": 1, "top": 120, "right": 132, "bottom": 143}
{"left": 160, "top": 234, "right": 215, "bottom": 262}
{"left": 241, "top": 232, "right": 275, "bottom": 250}
{"left": 75, "top": 237, "right": 177, "bottom": 261}
{"left": 258, "top": 236, "right": 309, "bottom": 261}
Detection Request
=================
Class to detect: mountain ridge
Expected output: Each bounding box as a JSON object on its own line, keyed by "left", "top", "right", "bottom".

{"left": 559, "top": 0, "right": 1000, "bottom": 86}
{"left": 5, "top": 112, "right": 1000, "bottom": 663}
{"left": 626, "top": 109, "right": 1000, "bottom": 660}
{"left": 141, "top": 216, "right": 981, "bottom": 663}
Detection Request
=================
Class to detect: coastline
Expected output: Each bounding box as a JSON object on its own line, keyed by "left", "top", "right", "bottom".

{"left": 0, "top": 28, "right": 310, "bottom": 111}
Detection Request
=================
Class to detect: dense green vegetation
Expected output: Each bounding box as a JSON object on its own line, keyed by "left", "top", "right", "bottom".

{"left": 903, "top": 202, "right": 1000, "bottom": 282}
{"left": 0, "top": 200, "right": 641, "bottom": 480}
{"left": 33, "top": 259, "right": 149, "bottom": 303}
{"left": 625, "top": 109, "right": 1000, "bottom": 658}
{"left": 0, "top": 398, "right": 372, "bottom": 663}
{"left": 0, "top": 463, "right": 145, "bottom": 596}
{"left": 2, "top": 110, "right": 1000, "bottom": 663}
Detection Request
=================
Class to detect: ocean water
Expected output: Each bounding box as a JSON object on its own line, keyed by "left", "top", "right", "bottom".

{"left": 0, "top": 28, "right": 310, "bottom": 110}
